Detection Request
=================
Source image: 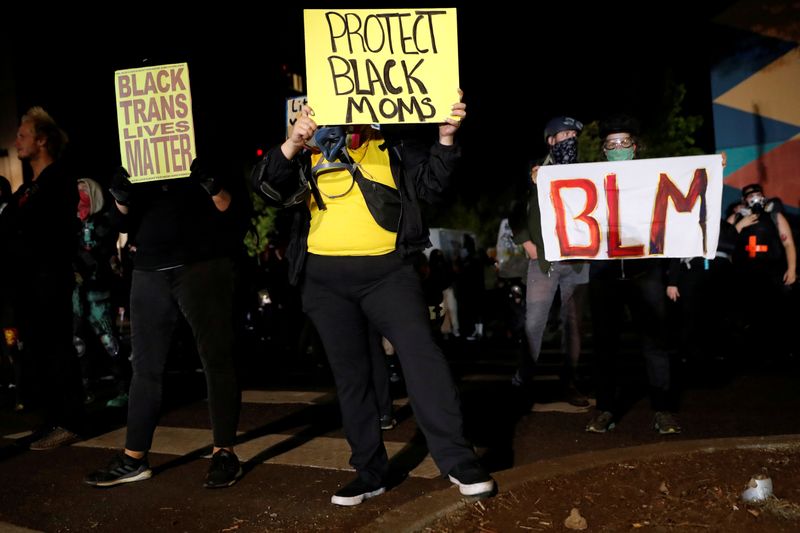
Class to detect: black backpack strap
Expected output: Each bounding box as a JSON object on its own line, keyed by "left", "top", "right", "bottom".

{"left": 309, "top": 160, "right": 356, "bottom": 201}
{"left": 251, "top": 155, "right": 311, "bottom": 208}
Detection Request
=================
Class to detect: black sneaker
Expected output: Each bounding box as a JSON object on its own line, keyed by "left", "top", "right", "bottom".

{"left": 330, "top": 476, "right": 386, "bottom": 506}
{"left": 380, "top": 414, "right": 397, "bottom": 431}
{"left": 448, "top": 462, "right": 496, "bottom": 497}
{"left": 204, "top": 449, "right": 243, "bottom": 488}
{"left": 84, "top": 453, "right": 152, "bottom": 487}
{"left": 564, "top": 383, "right": 590, "bottom": 408}
{"left": 653, "top": 411, "right": 682, "bottom": 435}
{"left": 586, "top": 411, "right": 615, "bottom": 433}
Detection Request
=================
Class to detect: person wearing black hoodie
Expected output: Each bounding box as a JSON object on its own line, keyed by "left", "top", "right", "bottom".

{"left": 84, "top": 158, "right": 249, "bottom": 489}
{"left": 7, "top": 107, "right": 84, "bottom": 449}
{"left": 585, "top": 115, "right": 680, "bottom": 436}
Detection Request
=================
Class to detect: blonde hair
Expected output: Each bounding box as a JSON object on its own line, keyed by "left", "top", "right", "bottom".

{"left": 21, "top": 106, "right": 68, "bottom": 159}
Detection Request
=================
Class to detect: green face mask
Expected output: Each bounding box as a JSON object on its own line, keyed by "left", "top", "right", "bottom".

{"left": 605, "top": 147, "right": 635, "bottom": 161}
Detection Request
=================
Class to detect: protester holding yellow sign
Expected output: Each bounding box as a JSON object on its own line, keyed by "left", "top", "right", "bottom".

{"left": 252, "top": 87, "right": 496, "bottom": 505}
{"left": 86, "top": 63, "right": 250, "bottom": 489}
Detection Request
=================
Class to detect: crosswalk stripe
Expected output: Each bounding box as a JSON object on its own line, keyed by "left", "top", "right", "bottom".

{"left": 4, "top": 431, "right": 33, "bottom": 440}
{"left": 76, "top": 427, "right": 210, "bottom": 456}
{"left": 461, "top": 373, "right": 561, "bottom": 382}
{"left": 241, "top": 390, "right": 335, "bottom": 404}
{"left": 239, "top": 390, "right": 409, "bottom": 407}
{"left": 532, "top": 399, "right": 596, "bottom": 413}
{"left": 75, "top": 427, "right": 439, "bottom": 478}
{"left": 243, "top": 435, "right": 439, "bottom": 478}
{"left": 7, "top": 391, "right": 428, "bottom": 476}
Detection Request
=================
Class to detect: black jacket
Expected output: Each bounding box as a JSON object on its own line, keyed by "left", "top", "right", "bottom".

{"left": 253, "top": 138, "right": 461, "bottom": 285}
{"left": 114, "top": 176, "right": 250, "bottom": 271}
{"left": 512, "top": 182, "right": 586, "bottom": 275}
{"left": 3, "top": 161, "right": 77, "bottom": 275}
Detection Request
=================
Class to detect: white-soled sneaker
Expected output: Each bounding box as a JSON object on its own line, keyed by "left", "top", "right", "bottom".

{"left": 84, "top": 453, "right": 152, "bottom": 487}
{"left": 330, "top": 476, "right": 386, "bottom": 506}
{"left": 448, "top": 462, "right": 496, "bottom": 497}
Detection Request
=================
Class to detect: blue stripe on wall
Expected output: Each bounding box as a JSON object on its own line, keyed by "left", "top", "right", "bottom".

{"left": 713, "top": 104, "right": 800, "bottom": 149}
{"left": 721, "top": 142, "right": 785, "bottom": 177}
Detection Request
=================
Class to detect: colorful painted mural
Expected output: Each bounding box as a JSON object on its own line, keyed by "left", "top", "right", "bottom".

{"left": 711, "top": 1, "right": 800, "bottom": 213}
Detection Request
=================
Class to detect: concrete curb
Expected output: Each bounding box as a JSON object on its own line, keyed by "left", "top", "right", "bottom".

{"left": 358, "top": 433, "right": 800, "bottom": 533}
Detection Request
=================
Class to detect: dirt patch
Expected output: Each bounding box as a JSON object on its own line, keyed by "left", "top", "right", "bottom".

{"left": 426, "top": 445, "right": 800, "bottom": 532}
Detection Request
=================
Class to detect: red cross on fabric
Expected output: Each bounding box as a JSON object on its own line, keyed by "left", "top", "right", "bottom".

{"left": 745, "top": 235, "right": 768, "bottom": 258}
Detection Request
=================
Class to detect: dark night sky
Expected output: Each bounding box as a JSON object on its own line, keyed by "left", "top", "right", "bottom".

{"left": 11, "top": 2, "right": 735, "bottom": 202}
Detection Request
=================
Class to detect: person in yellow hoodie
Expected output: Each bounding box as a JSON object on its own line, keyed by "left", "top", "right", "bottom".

{"left": 252, "top": 93, "right": 496, "bottom": 506}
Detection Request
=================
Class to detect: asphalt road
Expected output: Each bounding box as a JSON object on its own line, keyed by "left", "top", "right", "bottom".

{"left": 1, "top": 338, "right": 798, "bottom": 532}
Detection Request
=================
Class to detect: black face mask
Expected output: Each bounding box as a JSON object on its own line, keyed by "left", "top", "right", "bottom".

{"left": 551, "top": 137, "right": 578, "bottom": 164}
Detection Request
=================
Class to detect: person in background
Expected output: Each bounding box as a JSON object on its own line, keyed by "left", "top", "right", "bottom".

{"left": 727, "top": 184, "right": 796, "bottom": 359}
{"left": 512, "top": 117, "right": 590, "bottom": 408}
{"left": 0, "top": 175, "right": 25, "bottom": 411}
{"left": 586, "top": 115, "right": 680, "bottom": 435}
{"left": 7, "top": 107, "right": 84, "bottom": 449}
{"left": 72, "top": 177, "right": 129, "bottom": 408}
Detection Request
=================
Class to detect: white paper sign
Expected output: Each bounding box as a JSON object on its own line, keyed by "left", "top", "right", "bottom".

{"left": 537, "top": 155, "right": 723, "bottom": 261}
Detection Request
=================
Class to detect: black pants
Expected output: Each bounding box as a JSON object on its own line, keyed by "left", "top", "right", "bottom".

{"left": 15, "top": 268, "right": 83, "bottom": 431}
{"left": 672, "top": 259, "right": 733, "bottom": 362}
{"left": 302, "top": 252, "right": 476, "bottom": 485}
{"left": 735, "top": 262, "right": 793, "bottom": 358}
{"left": 126, "top": 257, "right": 239, "bottom": 451}
{"left": 590, "top": 270, "right": 673, "bottom": 413}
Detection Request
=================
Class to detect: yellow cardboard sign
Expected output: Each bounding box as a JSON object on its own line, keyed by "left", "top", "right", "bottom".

{"left": 115, "top": 63, "right": 196, "bottom": 183}
{"left": 304, "top": 8, "right": 459, "bottom": 125}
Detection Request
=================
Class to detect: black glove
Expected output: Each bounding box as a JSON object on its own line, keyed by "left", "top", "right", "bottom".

{"left": 190, "top": 158, "right": 222, "bottom": 196}
{"left": 109, "top": 167, "right": 132, "bottom": 206}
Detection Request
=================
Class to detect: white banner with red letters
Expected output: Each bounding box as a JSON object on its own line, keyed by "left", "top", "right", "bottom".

{"left": 537, "top": 155, "right": 724, "bottom": 261}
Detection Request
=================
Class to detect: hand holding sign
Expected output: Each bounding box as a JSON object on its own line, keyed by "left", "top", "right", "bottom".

{"left": 439, "top": 89, "right": 465, "bottom": 146}
{"left": 531, "top": 165, "right": 541, "bottom": 185}
{"left": 283, "top": 105, "right": 318, "bottom": 160}
{"left": 110, "top": 167, "right": 132, "bottom": 207}
{"left": 190, "top": 158, "right": 222, "bottom": 196}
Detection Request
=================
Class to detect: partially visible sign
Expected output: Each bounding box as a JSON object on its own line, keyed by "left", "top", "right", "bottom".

{"left": 286, "top": 95, "right": 308, "bottom": 139}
